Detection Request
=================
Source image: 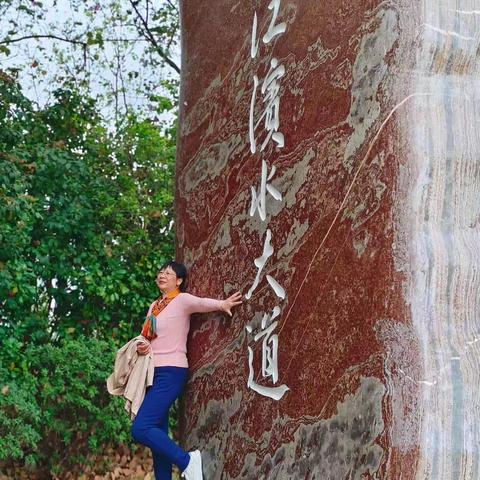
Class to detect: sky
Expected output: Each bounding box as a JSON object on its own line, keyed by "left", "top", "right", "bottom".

{"left": 0, "top": 0, "right": 180, "bottom": 123}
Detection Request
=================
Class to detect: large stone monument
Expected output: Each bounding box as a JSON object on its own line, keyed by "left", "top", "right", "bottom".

{"left": 175, "top": 1, "right": 480, "bottom": 478}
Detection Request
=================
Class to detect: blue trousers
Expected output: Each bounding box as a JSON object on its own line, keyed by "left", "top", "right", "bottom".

{"left": 131, "top": 366, "right": 190, "bottom": 480}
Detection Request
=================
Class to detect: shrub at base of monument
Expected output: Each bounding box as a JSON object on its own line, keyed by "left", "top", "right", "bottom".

{"left": 0, "top": 445, "right": 181, "bottom": 480}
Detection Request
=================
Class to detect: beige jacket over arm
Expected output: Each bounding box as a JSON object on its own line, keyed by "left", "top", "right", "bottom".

{"left": 106, "top": 335, "right": 154, "bottom": 420}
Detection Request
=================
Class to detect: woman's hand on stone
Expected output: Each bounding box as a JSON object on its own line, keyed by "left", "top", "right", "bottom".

{"left": 137, "top": 342, "right": 151, "bottom": 355}
{"left": 220, "top": 291, "right": 243, "bottom": 316}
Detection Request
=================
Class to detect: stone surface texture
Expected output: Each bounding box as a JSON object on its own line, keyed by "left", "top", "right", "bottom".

{"left": 176, "top": 1, "right": 480, "bottom": 479}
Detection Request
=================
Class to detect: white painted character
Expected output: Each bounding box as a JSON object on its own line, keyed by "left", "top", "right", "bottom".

{"left": 250, "top": 159, "right": 282, "bottom": 221}
{"left": 245, "top": 229, "right": 286, "bottom": 300}
{"left": 245, "top": 229, "right": 274, "bottom": 299}
{"left": 249, "top": 58, "right": 285, "bottom": 154}
{"left": 245, "top": 306, "right": 289, "bottom": 400}
{"left": 251, "top": 12, "right": 260, "bottom": 59}
{"left": 251, "top": 0, "right": 286, "bottom": 58}
{"left": 263, "top": 0, "right": 287, "bottom": 44}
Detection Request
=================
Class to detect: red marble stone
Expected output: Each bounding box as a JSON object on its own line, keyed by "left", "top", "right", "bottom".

{"left": 174, "top": 0, "right": 480, "bottom": 478}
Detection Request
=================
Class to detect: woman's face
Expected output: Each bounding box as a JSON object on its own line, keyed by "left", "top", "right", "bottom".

{"left": 156, "top": 266, "right": 181, "bottom": 293}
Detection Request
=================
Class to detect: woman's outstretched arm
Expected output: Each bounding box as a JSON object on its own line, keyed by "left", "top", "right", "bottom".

{"left": 183, "top": 291, "right": 242, "bottom": 316}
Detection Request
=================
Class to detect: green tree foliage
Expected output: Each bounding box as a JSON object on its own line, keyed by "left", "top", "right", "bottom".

{"left": 0, "top": 72, "right": 175, "bottom": 343}
{"left": 0, "top": 334, "right": 128, "bottom": 476}
{"left": 0, "top": 2, "right": 181, "bottom": 476}
{"left": 0, "top": 72, "right": 176, "bottom": 474}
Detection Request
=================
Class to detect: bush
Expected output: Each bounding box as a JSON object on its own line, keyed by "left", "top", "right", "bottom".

{"left": 0, "top": 333, "right": 133, "bottom": 477}
{"left": 0, "top": 72, "right": 177, "bottom": 479}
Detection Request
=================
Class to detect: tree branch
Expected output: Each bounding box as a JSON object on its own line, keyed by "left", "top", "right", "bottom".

{"left": 128, "top": 0, "right": 180, "bottom": 74}
{"left": 166, "top": 20, "right": 179, "bottom": 52}
{"left": 0, "top": 34, "right": 87, "bottom": 47}
{"left": 166, "top": 0, "right": 177, "bottom": 12}
{"left": 0, "top": 34, "right": 150, "bottom": 45}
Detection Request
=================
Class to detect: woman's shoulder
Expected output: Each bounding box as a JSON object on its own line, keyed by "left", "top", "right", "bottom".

{"left": 177, "top": 292, "right": 195, "bottom": 301}
{"left": 177, "top": 292, "right": 205, "bottom": 305}
{"left": 174, "top": 293, "right": 199, "bottom": 311}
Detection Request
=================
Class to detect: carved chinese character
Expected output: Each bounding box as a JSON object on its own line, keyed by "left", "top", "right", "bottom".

{"left": 245, "top": 229, "right": 273, "bottom": 300}
{"left": 263, "top": 0, "right": 287, "bottom": 44}
{"left": 246, "top": 306, "right": 289, "bottom": 400}
{"left": 249, "top": 58, "right": 285, "bottom": 153}
{"left": 250, "top": 159, "right": 282, "bottom": 221}
{"left": 251, "top": 0, "right": 287, "bottom": 58}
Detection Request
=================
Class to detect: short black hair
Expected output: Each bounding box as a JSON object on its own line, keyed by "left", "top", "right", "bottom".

{"left": 158, "top": 260, "right": 188, "bottom": 292}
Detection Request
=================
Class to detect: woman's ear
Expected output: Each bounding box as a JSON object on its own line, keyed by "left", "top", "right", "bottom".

{"left": 177, "top": 277, "right": 183, "bottom": 287}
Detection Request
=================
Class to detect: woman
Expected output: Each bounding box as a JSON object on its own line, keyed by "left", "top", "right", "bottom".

{"left": 131, "top": 260, "right": 242, "bottom": 480}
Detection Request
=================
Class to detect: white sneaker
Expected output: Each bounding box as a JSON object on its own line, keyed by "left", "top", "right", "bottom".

{"left": 181, "top": 450, "right": 203, "bottom": 480}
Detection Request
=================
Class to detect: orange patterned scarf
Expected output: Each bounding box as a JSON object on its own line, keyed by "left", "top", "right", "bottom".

{"left": 141, "top": 288, "right": 181, "bottom": 340}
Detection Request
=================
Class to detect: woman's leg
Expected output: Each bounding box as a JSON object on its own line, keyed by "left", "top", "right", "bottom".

{"left": 151, "top": 413, "right": 171, "bottom": 480}
{"left": 131, "top": 367, "right": 190, "bottom": 478}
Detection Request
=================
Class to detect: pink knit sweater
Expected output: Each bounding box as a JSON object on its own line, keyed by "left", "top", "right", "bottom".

{"left": 145, "top": 292, "right": 223, "bottom": 368}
